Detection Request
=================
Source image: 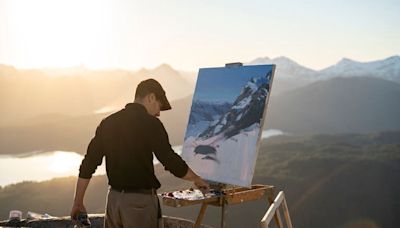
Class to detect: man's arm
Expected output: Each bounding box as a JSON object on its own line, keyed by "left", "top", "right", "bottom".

{"left": 71, "top": 123, "right": 104, "bottom": 220}
{"left": 70, "top": 177, "right": 90, "bottom": 220}
{"left": 151, "top": 119, "right": 209, "bottom": 192}
{"left": 181, "top": 167, "right": 210, "bottom": 193}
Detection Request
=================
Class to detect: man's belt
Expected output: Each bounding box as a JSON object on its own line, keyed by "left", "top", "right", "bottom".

{"left": 110, "top": 186, "right": 156, "bottom": 194}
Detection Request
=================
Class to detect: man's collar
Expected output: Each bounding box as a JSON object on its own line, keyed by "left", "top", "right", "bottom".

{"left": 125, "top": 103, "right": 147, "bottom": 113}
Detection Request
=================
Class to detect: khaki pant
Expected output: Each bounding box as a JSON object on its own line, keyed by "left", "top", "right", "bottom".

{"left": 104, "top": 189, "right": 162, "bottom": 228}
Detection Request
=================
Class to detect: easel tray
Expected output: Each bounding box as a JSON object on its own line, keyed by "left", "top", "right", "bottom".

{"left": 161, "top": 184, "right": 275, "bottom": 207}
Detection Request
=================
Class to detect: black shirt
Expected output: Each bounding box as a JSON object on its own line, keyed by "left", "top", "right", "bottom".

{"left": 79, "top": 103, "right": 188, "bottom": 189}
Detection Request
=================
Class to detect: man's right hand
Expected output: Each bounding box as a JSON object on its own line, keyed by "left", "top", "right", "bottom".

{"left": 182, "top": 167, "right": 210, "bottom": 193}
{"left": 70, "top": 203, "right": 87, "bottom": 221}
{"left": 194, "top": 176, "right": 210, "bottom": 194}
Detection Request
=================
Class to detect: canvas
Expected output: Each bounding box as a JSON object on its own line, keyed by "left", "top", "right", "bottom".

{"left": 182, "top": 64, "right": 275, "bottom": 187}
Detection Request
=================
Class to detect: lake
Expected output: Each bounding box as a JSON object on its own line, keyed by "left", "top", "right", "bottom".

{"left": 0, "top": 129, "right": 285, "bottom": 187}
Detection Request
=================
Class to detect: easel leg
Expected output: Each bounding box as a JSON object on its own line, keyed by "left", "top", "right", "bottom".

{"left": 282, "top": 197, "right": 293, "bottom": 228}
{"left": 221, "top": 200, "right": 227, "bottom": 228}
{"left": 268, "top": 195, "right": 283, "bottom": 228}
{"left": 195, "top": 203, "right": 208, "bottom": 228}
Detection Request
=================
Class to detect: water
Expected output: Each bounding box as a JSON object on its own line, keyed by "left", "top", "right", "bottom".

{"left": 0, "top": 151, "right": 103, "bottom": 187}
{"left": 0, "top": 129, "right": 284, "bottom": 187}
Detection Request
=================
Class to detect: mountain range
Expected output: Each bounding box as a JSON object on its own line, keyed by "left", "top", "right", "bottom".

{"left": 0, "top": 56, "right": 399, "bottom": 226}
{"left": 198, "top": 73, "right": 270, "bottom": 140}
{"left": 319, "top": 55, "right": 400, "bottom": 81}
{"left": 248, "top": 55, "right": 400, "bottom": 95}
{"left": 0, "top": 64, "right": 194, "bottom": 126}
{"left": 0, "top": 55, "right": 400, "bottom": 155}
{"left": 267, "top": 76, "right": 400, "bottom": 134}
{"left": 185, "top": 100, "right": 231, "bottom": 139}
{"left": 248, "top": 55, "right": 400, "bottom": 82}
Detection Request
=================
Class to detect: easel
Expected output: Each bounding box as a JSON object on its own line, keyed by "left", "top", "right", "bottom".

{"left": 163, "top": 62, "right": 281, "bottom": 227}
{"left": 162, "top": 184, "right": 282, "bottom": 228}
{"left": 261, "top": 191, "right": 293, "bottom": 228}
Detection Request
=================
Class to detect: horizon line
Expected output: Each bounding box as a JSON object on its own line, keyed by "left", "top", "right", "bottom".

{"left": 0, "top": 54, "right": 399, "bottom": 73}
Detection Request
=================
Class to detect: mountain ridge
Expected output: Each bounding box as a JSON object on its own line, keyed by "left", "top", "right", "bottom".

{"left": 1, "top": 55, "right": 400, "bottom": 155}
{"left": 267, "top": 76, "right": 400, "bottom": 134}
{"left": 319, "top": 55, "right": 400, "bottom": 81}
{"left": 1, "top": 76, "right": 399, "bottom": 155}
{"left": 2, "top": 55, "right": 399, "bottom": 78}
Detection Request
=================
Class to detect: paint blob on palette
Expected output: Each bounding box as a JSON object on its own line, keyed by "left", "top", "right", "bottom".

{"left": 161, "top": 188, "right": 224, "bottom": 201}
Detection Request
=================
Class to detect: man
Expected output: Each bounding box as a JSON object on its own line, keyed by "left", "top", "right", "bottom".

{"left": 71, "top": 79, "right": 209, "bottom": 228}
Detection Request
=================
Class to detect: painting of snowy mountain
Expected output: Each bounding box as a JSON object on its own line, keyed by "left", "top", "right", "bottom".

{"left": 182, "top": 64, "right": 275, "bottom": 187}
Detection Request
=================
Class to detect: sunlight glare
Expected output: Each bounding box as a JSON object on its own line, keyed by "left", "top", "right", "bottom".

{"left": 48, "top": 151, "right": 82, "bottom": 174}
{"left": 7, "top": 0, "right": 113, "bottom": 69}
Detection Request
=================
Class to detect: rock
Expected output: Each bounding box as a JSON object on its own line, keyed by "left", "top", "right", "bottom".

{"left": 0, "top": 214, "right": 212, "bottom": 228}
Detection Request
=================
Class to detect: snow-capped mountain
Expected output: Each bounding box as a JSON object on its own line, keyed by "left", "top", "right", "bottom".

{"left": 246, "top": 56, "right": 318, "bottom": 96}
{"left": 188, "top": 100, "right": 231, "bottom": 125}
{"left": 182, "top": 72, "right": 272, "bottom": 186}
{"left": 185, "top": 100, "right": 231, "bottom": 138}
{"left": 247, "top": 55, "right": 400, "bottom": 83}
{"left": 199, "top": 73, "right": 271, "bottom": 140}
{"left": 247, "top": 56, "right": 317, "bottom": 79}
{"left": 319, "top": 55, "right": 400, "bottom": 82}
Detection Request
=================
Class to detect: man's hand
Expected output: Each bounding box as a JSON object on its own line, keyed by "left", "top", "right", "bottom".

{"left": 182, "top": 167, "right": 210, "bottom": 193}
{"left": 71, "top": 178, "right": 90, "bottom": 221}
{"left": 70, "top": 203, "right": 87, "bottom": 221}
{"left": 194, "top": 176, "right": 210, "bottom": 194}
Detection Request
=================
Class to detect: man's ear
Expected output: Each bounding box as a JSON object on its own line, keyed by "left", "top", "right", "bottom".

{"left": 148, "top": 93, "right": 157, "bottom": 103}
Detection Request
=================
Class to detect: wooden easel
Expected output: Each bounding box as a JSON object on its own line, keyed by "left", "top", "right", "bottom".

{"left": 162, "top": 184, "right": 283, "bottom": 228}
{"left": 261, "top": 191, "right": 293, "bottom": 228}
{"left": 163, "top": 62, "right": 280, "bottom": 227}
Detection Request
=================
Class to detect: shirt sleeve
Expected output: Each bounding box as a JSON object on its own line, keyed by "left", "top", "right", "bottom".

{"left": 151, "top": 119, "right": 189, "bottom": 178}
{"left": 79, "top": 123, "right": 105, "bottom": 179}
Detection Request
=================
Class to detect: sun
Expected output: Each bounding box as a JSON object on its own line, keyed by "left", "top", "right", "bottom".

{"left": 5, "top": 0, "right": 114, "bottom": 69}
{"left": 48, "top": 151, "right": 82, "bottom": 174}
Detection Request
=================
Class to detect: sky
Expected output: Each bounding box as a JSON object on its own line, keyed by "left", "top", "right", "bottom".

{"left": 0, "top": 0, "right": 399, "bottom": 71}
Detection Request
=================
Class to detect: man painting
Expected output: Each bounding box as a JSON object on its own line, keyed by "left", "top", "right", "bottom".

{"left": 71, "top": 79, "right": 209, "bottom": 227}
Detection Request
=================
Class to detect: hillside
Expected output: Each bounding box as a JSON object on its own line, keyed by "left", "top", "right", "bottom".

{"left": 1, "top": 132, "right": 399, "bottom": 227}
{"left": 1, "top": 76, "right": 400, "bottom": 155}
{"left": 0, "top": 64, "right": 193, "bottom": 126}
{"left": 2, "top": 54, "right": 399, "bottom": 127}
{"left": 0, "top": 96, "right": 191, "bottom": 155}
{"left": 267, "top": 77, "right": 400, "bottom": 134}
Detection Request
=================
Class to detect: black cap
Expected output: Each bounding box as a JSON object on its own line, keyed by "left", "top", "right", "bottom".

{"left": 135, "top": 79, "right": 172, "bottom": 111}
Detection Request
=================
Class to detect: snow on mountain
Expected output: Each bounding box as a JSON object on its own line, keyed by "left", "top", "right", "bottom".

{"left": 198, "top": 73, "right": 270, "bottom": 140}
{"left": 188, "top": 100, "right": 231, "bottom": 125}
{"left": 247, "top": 55, "right": 400, "bottom": 84}
{"left": 247, "top": 56, "right": 317, "bottom": 79}
{"left": 319, "top": 55, "right": 400, "bottom": 82}
{"left": 183, "top": 72, "right": 271, "bottom": 173}
{"left": 182, "top": 122, "right": 261, "bottom": 187}
{"left": 246, "top": 56, "right": 318, "bottom": 95}
{"left": 185, "top": 100, "right": 231, "bottom": 138}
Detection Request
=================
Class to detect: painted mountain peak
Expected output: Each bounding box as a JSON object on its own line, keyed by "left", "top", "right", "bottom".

{"left": 182, "top": 65, "right": 275, "bottom": 187}
{"left": 198, "top": 72, "right": 271, "bottom": 140}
